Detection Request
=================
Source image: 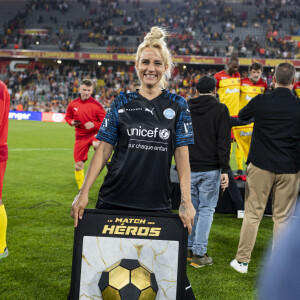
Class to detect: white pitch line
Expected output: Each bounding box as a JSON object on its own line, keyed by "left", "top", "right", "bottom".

{"left": 9, "top": 148, "right": 73, "bottom": 151}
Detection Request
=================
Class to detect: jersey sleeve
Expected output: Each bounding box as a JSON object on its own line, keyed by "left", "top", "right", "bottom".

{"left": 93, "top": 103, "right": 106, "bottom": 130}
{"left": 65, "top": 102, "right": 74, "bottom": 125}
{"left": 214, "top": 73, "right": 220, "bottom": 88}
{"left": 175, "top": 98, "right": 194, "bottom": 147}
{"left": 0, "top": 83, "right": 9, "bottom": 125}
{"left": 0, "top": 82, "right": 10, "bottom": 148}
{"left": 96, "top": 98, "right": 119, "bottom": 146}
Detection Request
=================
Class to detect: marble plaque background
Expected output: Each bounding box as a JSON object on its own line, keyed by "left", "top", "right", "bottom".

{"left": 79, "top": 236, "right": 179, "bottom": 299}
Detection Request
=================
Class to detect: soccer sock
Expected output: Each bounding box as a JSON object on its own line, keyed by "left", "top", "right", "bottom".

{"left": 0, "top": 204, "right": 7, "bottom": 253}
{"left": 75, "top": 169, "right": 84, "bottom": 190}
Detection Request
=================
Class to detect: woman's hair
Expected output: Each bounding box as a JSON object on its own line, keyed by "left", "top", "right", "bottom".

{"left": 135, "top": 27, "right": 174, "bottom": 89}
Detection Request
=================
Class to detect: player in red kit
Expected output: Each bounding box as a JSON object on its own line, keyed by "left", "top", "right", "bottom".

{"left": 65, "top": 79, "right": 106, "bottom": 190}
{"left": 0, "top": 80, "right": 10, "bottom": 260}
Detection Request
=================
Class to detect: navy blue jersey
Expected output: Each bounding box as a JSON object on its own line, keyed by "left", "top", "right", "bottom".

{"left": 96, "top": 90, "right": 194, "bottom": 210}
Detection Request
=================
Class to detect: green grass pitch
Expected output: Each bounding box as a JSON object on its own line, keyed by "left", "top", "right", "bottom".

{"left": 0, "top": 120, "right": 273, "bottom": 299}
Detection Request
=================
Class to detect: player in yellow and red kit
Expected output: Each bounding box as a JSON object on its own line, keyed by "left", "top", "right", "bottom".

{"left": 214, "top": 57, "right": 242, "bottom": 173}
{"left": 240, "top": 63, "right": 268, "bottom": 110}
{"left": 233, "top": 62, "right": 268, "bottom": 175}
{"left": 293, "top": 80, "right": 300, "bottom": 98}
{"left": 214, "top": 57, "right": 241, "bottom": 116}
{"left": 0, "top": 80, "right": 10, "bottom": 260}
{"left": 65, "top": 79, "right": 106, "bottom": 190}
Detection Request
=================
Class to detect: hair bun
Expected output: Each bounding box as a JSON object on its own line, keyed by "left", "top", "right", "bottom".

{"left": 144, "top": 27, "right": 166, "bottom": 43}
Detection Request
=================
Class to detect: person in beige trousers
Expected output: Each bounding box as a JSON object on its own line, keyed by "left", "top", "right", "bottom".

{"left": 230, "top": 63, "right": 300, "bottom": 274}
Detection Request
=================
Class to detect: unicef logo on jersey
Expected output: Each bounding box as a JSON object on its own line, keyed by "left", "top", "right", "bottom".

{"left": 159, "top": 129, "right": 170, "bottom": 140}
{"left": 127, "top": 126, "right": 170, "bottom": 140}
{"left": 163, "top": 108, "right": 175, "bottom": 119}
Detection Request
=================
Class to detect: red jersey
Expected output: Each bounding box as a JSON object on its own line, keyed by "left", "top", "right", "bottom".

{"left": 0, "top": 81, "right": 10, "bottom": 162}
{"left": 214, "top": 70, "right": 241, "bottom": 116}
{"left": 65, "top": 97, "right": 106, "bottom": 140}
{"left": 240, "top": 77, "right": 268, "bottom": 110}
{"left": 294, "top": 81, "right": 300, "bottom": 98}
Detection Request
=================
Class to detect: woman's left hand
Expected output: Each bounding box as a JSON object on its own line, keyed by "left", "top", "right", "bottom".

{"left": 179, "top": 201, "right": 195, "bottom": 235}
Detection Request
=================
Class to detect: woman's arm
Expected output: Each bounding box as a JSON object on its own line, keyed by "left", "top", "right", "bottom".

{"left": 71, "top": 141, "right": 114, "bottom": 227}
{"left": 174, "top": 145, "right": 195, "bottom": 235}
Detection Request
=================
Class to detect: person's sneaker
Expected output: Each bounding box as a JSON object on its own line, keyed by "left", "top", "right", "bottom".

{"left": 187, "top": 249, "right": 193, "bottom": 262}
{"left": 237, "top": 210, "right": 245, "bottom": 219}
{"left": 190, "top": 253, "right": 213, "bottom": 268}
{"left": 230, "top": 259, "right": 248, "bottom": 273}
{"left": 0, "top": 247, "right": 8, "bottom": 261}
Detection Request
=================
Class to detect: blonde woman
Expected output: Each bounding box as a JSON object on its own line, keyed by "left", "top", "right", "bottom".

{"left": 71, "top": 27, "right": 196, "bottom": 298}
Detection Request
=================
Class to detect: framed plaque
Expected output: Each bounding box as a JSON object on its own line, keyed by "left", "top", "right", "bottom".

{"left": 69, "top": 209, "right": 188, "bottom": 300}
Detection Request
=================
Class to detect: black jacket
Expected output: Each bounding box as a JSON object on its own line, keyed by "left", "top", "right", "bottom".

{"left": 230, "top": 116, "right": 253, "bottom": 127}
{"left": 239, "top": 87, "right": 300, "bottom": 173}
{"left": 188, "top": 95, "right": 231, "bottom": 173}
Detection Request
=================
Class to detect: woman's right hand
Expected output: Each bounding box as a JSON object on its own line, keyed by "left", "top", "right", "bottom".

{"left": 71, "top": 192, "right": 89, "bottom": 227}
{"left": 70, "top": 142, "right": 114, "bottom": 227}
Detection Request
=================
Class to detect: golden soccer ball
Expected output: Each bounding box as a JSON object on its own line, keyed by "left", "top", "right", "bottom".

{"left": 99, "top": 258, "right": 158, "bottom": 300}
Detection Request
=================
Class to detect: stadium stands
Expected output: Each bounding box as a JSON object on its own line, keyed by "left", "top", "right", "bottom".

{"left": 1, "top": 0, "right": 299, "bottom": 58}
{"left": 0, "top": 0, "right": 299, "bottom": 112}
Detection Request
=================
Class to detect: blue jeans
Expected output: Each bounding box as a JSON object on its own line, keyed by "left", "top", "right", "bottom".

{"left": 188, "top": 170, "right": 221, "bottom": 256}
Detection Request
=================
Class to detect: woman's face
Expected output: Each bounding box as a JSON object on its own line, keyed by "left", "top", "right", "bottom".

{"left": 136, "top": 47, "right": 168, "bottom": 90}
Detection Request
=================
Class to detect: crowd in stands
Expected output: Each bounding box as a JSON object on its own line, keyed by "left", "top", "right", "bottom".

{"left": 0, "top": 0, "right": 79, "bottom": 51}
{"left": 4, "top": 62, "right": 139, "bottom": 112}
{"left": 72, "top": 0, "right": 300, "bottom": 59}
{"left": 0, "top": 0, "right": 298, "bottom": 113}
{"left": 0, "top": 0, "right": 299, "bottom": 58}
{"left": 2, "top": 62, "right": 276, "bottom": 114}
